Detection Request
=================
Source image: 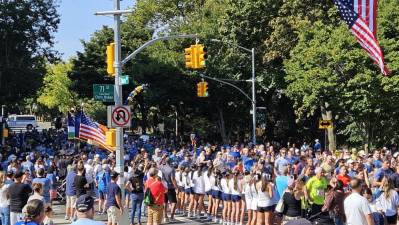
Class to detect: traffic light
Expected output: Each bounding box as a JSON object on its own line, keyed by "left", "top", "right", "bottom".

{"left": 106, "top": 129, "right": 116, "bottom": 147}
{"left": 185, "top": 46, "right": 194, "bottom": 69}
{"left": 203, "top": 81, "right": 208, "bottom": 97}
{"left": 197, "top": 82, "right": 208, "bottom": 97}
{"left": 197, "top": 44, "right": 207, "bottom": 69}
{"left": 106, "top": 43, "right": 115, "bottom": 76}
{"left": 197, "top": 82, "right": 203, "bottom": 97}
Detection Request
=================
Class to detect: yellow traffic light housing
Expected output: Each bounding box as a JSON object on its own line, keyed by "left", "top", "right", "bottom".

{"left": 197, "top": 81, "right": 208, "bottom": 97}
{"left": 197, "top": 44, "right": 207, "bottom": 69}
{"left": 185, "top": 46, "right": 194, "bottom": 69}
{"left": 106, "top": 43, "right": 115, "bottom": 76}
{"left": 197, "top": 82, "right": 203, "bottom": 97}
{"left": 106, "top": 129, "right": 116, "bottom": 147}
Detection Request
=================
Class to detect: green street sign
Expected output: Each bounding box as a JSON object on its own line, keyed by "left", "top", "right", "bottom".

{"left": 120, "top": 75, "right": 129, "bottom": 85}
{"left": 93, "top": 84, "right": 114, "bottom": 102}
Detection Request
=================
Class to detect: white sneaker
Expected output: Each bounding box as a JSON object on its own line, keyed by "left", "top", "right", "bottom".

{"left": 214, "top": 217, "right": 218, "bottom": 222}
{"left": 187, "top": 212, "right": 191, "bottom": 218}
{"left": 219, "top": 219, "right": 223, "bottom": 224}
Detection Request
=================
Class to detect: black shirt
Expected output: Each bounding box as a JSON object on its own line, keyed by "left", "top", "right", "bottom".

{"left": 74, "top": 174, "right": 87, "bottom": 197}
{"left": 282, "top": 192, "right": 302, "bottom": 217}
{"left": 129, "top": 171, "right": 144, "bottom": 194}
{"left": 8, "top": 182, "right": 32, "bottom": 212}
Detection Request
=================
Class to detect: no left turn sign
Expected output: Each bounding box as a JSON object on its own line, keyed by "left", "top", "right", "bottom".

{"left": 111, "top": 106, "right": 131, "bottom": 127}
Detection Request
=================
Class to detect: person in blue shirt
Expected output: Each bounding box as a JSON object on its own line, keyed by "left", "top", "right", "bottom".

{"left": 65, "top": 166, "right": 77, "bottom": 221}
{"left": 32, "top": 168, "right": 51, "bottom": 204}
{"left": 374, "top": 159, "right": 394, "bottom": 187}
{"left": 96, "top": 165, "right": 110, "bottom": 215}
{"left": 314, "top": 139, "right": 321, "bottom": 151}
{"left": 21, "top": 156, "right": 34, "bottom": 175}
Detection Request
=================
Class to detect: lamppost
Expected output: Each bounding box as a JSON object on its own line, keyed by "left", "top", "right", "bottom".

{"left": 210, "top": 39, "right": 257, "bottom": 144}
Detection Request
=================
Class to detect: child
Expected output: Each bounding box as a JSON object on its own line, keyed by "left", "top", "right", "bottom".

{"left": 43, "top": 207, "right": 54, "bottom": 225}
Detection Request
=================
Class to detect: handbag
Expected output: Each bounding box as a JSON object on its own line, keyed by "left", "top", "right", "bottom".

{"left": 275, "top": 192, "right": 285, "bottom": 213}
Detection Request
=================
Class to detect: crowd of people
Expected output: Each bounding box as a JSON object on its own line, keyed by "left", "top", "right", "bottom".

{"left": 2, "top": 128, "right": 399, "bottom": 225}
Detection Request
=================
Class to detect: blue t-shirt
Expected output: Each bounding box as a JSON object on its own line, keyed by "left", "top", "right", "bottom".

{"left": 275, "top": 175, "right": 289, "bottom": 199}
{"left": 96, "top": 171, "right": 110, "bottom": 192}
{"left": 32, "top": 177, "right": 51, "bottom": 203}
{"left": 106, "top": 182, "right": 121, "bottom": 208}
{"left": 374, "top": 168, "right": 394, "bottom": 182}
{"left": 65, "top": 171, "right": 77, "bottom": 196}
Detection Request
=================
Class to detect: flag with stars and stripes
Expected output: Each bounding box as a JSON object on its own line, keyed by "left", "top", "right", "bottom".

{"left": 79, "top": 112, "right": 106, "bottom": 145}
{"left": 334, "top": 0, "right": 389, "bottom": 76}
{"left": 353, "top": 0, "right": 377, "bottom": 35}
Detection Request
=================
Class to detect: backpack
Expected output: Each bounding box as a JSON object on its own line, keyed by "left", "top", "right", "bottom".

{"left": 143, "top": 180, "right": 161, "bottom": 206}
{"left": 143, "top": 188, "right": 154, "bottom": 206}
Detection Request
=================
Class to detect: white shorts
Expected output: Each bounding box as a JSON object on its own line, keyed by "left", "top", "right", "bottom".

{"left": 250, "top": 198, "right": 258, "bottom": 211}
{"left": 107, "top": 206, "right": 121, "bottom": 224}
{"left": 66, "top": 195, "right": 77, "bottom": 209}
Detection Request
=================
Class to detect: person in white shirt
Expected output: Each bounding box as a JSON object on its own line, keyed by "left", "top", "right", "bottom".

{"left": 193, "top": 165, "right": 206, "bottom": 219}
{"left": 376, "top": 178, "right": 399, "bottom": 225}
{"left": 221, "top": 172, "right": 232, "bottom": 225}
{"left": 229, "top": 171, "right": 242, "bottom": 225}
{"left": 344, "top": 178, "right": 375, "bottom": 225}
{"left": 204, "top": 165, "right": 214, "bottom": 221}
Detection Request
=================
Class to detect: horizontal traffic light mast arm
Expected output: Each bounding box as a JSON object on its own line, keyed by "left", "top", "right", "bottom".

{"left": 121, "top": 34, "right": 198, "bottom": 65}
{"left": 199, "top": 74, "right": 255, "bottom": 104}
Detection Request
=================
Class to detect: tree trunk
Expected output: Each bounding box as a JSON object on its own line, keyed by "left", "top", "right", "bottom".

{"left": 217, "top": 107, "right": 229, "bottom": 144}
{"left": 320, "top": 102, "right": 336, "bottom": 151}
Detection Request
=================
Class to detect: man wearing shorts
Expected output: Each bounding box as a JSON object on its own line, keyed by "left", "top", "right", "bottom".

{"left": 145, "top": 168, "right": 166, "bottom": 225}
{"left": 65, "top": 165, "right": 77, "bottom": 221}
{"left": 159, "top": 157, "right": 178, "bottom": 222}
{"left": 106, "top": 171, "right": 122, "bottom": 225}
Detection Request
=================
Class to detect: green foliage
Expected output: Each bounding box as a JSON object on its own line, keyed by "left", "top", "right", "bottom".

{"left": 82, "top": 100, "right": 107, "bottom": 124}
{"left": 38, "top": 63, "right": 77, "bottom": 113}
{"left": 284, "top": 0, "right": 399, "bottom": 146}
{"left": 0, "top": 0, "right": 60, "bottom": 104}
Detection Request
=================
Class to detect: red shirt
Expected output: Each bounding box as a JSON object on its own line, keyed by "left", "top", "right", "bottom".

{"left": 145, "top": 177, "right": 166, "bottom": 205}
{"left": 336, "top": 174, "right": 351, "bottom": 187}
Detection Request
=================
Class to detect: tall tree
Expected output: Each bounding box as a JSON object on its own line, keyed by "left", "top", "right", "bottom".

{"left": 38, "top": 63, "right": 77, "bottom": 113}
{"left": 0, "top": 0, "right": 60, "bottom": 103}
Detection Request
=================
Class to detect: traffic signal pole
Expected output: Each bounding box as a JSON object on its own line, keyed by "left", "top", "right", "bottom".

{"left": 251, "top": 48, "right": 256, "bottom": 145}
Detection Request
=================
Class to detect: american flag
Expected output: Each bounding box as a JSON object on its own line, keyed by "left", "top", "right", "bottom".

{"left": 334, "top": 0, "right": 389, "bottom": 75}
{"left": 79, "top": 113, "right": 106, "bottom": 145}
{"left": 353, "top": 0, "right": 377, "bottom": 35}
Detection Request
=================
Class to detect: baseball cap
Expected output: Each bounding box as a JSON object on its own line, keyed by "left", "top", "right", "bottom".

{"left": 76, "top": 194, "right": 94, "bottom": 212}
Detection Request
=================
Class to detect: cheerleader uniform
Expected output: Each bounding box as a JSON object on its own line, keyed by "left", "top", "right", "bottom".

{"left": 204, "top": 171, "right": 213, "bottom": 196}
{"left": 229, "top": 178, "right": 241, "bottom": 202}
{"left": 176, "top": 170, "right": 184, "bottom": 192}
{"left": 257, "top": 184, "right": 276, "bottom": 212}
{"left": 221, "top": 178, "right": 231, "bottom": 201}
{"left": 249, "top": 183, "right": 258, "bottom": 211}
{"left": 193, "top": 171, "right": 205, "bottom": 195}
{"left": 182, "top": 172, "right": 194, "bottom": 194}
{"left": 211, "top": 175, "right": 222, "bottom": 200}
{"left": 243, "top": 182, "right": 253, "bottom": 210}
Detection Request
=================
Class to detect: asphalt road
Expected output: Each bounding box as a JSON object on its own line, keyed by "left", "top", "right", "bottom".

{"left": 51, "top": 201, "right": 212, "bottom": 225}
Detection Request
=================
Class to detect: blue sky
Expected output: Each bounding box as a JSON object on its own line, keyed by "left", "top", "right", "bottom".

{"left": 54, "top": 0, "right": 134, "bottom": 60}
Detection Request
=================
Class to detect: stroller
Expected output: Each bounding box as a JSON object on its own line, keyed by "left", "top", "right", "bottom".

{"left": 55, "top": 178, "right": 66, "bottom": 203}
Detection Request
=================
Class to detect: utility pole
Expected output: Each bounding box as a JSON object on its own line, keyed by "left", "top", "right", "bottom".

{"left": 251, "top": 48, "right": 256, "bottom": 145}
{"left": 95, "top": 1, "right": 132, "bottom": 224}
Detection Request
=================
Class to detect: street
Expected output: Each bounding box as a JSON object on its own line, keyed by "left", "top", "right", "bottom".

{"left": 51, "top": 201, "right": 208, "bottom": 225}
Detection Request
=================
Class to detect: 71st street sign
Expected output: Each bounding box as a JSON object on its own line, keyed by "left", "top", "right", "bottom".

{"left": 93, "top": 84, "right": 114, "bottom": 102}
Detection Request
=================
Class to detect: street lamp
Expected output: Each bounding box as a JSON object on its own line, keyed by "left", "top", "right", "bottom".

{"left": 210, "top": 39, "right": 257, "bottom": 145}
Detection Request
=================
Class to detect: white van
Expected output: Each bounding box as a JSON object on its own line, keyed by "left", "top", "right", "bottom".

{"left": 7, "top": 114, "right": 38, "bottom": 131}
